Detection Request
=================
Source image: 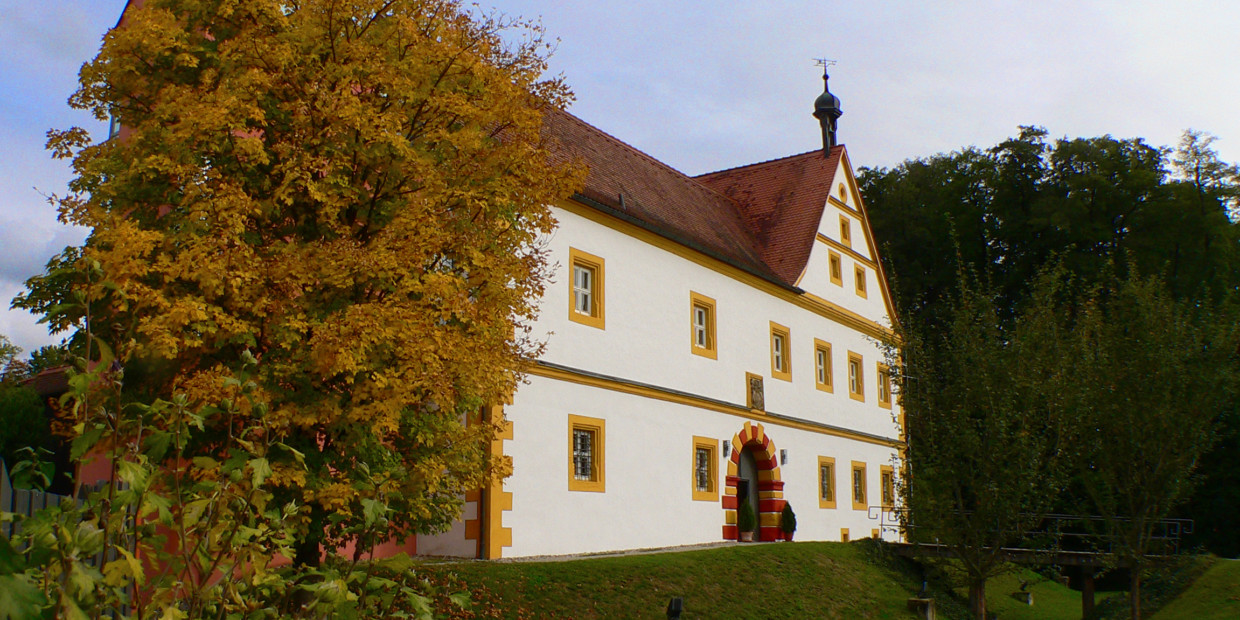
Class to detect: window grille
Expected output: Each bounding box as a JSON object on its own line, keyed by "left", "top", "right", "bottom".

{"left": 573, "top": 429, "right": 594, "bottom": 480}
{"left": 695, "top": 448, "right": 711, "bottom": 491}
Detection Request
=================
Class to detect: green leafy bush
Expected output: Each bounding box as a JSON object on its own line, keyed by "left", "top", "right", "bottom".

{"left": 737, "top": 498, "right": 757, "bottom": 533}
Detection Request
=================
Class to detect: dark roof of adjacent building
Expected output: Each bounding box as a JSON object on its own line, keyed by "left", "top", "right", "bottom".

{"left": 23, "top": 366, "right": 70, "bottom": 397}
{"left": 543, "top": 107, "right": 842, "bottom": 289}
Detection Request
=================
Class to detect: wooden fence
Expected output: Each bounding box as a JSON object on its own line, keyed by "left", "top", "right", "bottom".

{"left": 0, "top": 458, "right": 125, "bottom": 570}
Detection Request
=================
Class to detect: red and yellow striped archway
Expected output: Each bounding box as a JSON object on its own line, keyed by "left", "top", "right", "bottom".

{"left": 721, "top": 421, "right": 787, "bottom": 541}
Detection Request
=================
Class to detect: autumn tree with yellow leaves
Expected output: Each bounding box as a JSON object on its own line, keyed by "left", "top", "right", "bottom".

{"left": 10, "top": 0, "right": 581, "bottom": 612}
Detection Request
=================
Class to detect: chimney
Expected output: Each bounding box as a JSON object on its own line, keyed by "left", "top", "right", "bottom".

{"left": 812, "top": 69, "right": 843, "bottom": 153}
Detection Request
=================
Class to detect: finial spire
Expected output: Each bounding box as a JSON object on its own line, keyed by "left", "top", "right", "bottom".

{"left": 813, "top": 57, "right": 836, "bottom": 77}
{"left": 811, "top": 59, "right": 842, "bottom": 153}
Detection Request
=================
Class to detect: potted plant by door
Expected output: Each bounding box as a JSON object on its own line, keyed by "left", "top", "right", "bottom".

{"left": 737, "top": 498, "right": 757, "bottom": 542}
{"left": 780, "top": 503, "right": 797, "bottom": 541}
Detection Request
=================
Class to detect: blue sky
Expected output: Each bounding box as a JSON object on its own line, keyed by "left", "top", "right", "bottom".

{"left": 3, "top": 0, "right": 1239, "bottom": 353}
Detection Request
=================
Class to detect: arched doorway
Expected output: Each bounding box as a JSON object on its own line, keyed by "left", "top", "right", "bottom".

{"left": 722, "top": 421, "right": 786, "bottom": 541}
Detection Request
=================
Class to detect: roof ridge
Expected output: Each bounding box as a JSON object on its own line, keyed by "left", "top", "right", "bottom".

{"left": 695, "top": 145, "right": 845, "bottom": 179}
{"left": 548, "top": 108, "right": 763, "bottom": 249}
{"left": 551, "top": 108, "right": 723, "bottom": 195}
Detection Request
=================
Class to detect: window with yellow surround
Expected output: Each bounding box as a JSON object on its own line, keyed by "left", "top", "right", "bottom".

{"left": 840, "top": 216, "right": 852, "bottom": 247}
{"left": 828, "top": 251, "right": 842, "bottom": 286}
{"left": 689, "top": 292, "right": 717, "bottom": 359}
{"left": 568, "top": 414, "right": 605, "bottom": 492}
{"left": 818, "top": 456, "right": 836, "bottom": 509}
{"left": 880, "top": 465, "right": 895, "bottom": 509}
{"left": 877, "top": 363, "right": 892, "bottom": 408}
{"left": 848, "top": 351, "right": 865, "bottom": 401}
{"left": 851, "top": 461, "right": 868, "bottom": 510}
{"left": 855, "top": 265, "right": 867, "bottom": 298}
{"left": 568, "top": 248, "right": 605, "bottom": 329}
{"left": 814, "top": 339, "right": 833, "bottom": 392}
{"left": 770, "top": 322, "right": 791, "bottom": 381}
{"left": 692, "top": 437, "right": 719, "bottom": 501}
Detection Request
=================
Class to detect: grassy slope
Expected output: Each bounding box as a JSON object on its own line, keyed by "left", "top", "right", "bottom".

{"left": 978, "top": 570, "right": 1119, "bottom": 620}
{"left": 1151, "top": 558, "right": 1240, "bottom": 620}
{"left": 418, "top": 544, "right": 1233, "bottom": 619}
{"left": 425, "top": 542, "right": 927, "bottom": 619}
{"left": 418, "top": 541, "right": 1103, "bottom": 620}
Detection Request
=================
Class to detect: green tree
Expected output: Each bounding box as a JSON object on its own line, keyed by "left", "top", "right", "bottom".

{"left": 891, "top": 268, "right": 1075, "bottom": 620}
{"left": 1065, "top": 272, "right": 1240, "bottom": 619}
{"left": 0, "top": 334, "right": 21, "bottom": 381}
{"left": 0, "top": 383, "right": 47, "bottom": 472}
{"left": 25, "top": 345, "right": 70, "bottom": 376}
{"left": 18, "top": 0, "right": 582, "bottom": 575}
{"left": 861, "top": 128, "right": 1240, "bottom": 325}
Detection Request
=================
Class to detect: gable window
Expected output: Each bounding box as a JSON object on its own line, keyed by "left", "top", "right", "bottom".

{"left": 851, "top": 461, "right": 868, "bottom": 510}
{"left": 877, "top": 363, "right": 892, "bottom": 409}
{"left": 689, "top": 292, "right": 717, "bottom": 359}
{"left": 568, "top": 414, "right": 605, "bottom": 492}
{"left": 568, "top": 248, "right": 605, "bottom": 329}
{"left": 692, "top": 436, "right": 719, "bottom": 501}
{"left": 848, "top": 351, "right": 865, "bottom": 402}
{"left": 880, "top": 465, "right": 895, "bottom": 509}
{"left": 828, "top": 251, "right": 843, "bottom": 286}
{"left": 814, "top": 339, "right": 833, "bottom": 393}
{"left": 770, "top": 322, "right": 791, "bottom": 381}
{"left": 840, "top": 216, "right": 852, "bottom": 247}
{"left": 818, "top": 456, "right": 837, "bottom": 509}
{"left": 855, "top": 265, "right": 868, "bottom": 298}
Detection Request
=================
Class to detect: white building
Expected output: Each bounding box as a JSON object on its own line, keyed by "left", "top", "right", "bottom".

{"left": 420, "top": 74, "right": 904, "bottom": 559}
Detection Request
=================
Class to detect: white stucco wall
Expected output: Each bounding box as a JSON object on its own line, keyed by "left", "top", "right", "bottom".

{"left": 535, "top": 207, "right": 900, "bottom": 441}
{"left": 503, "top": 375, "right": 900, "bottom": 557}
{"left": 486, "top": 197, "right": 903, "bottom": 557}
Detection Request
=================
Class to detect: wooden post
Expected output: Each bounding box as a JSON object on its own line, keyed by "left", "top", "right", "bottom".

{"left": 1082, "top": 569, "right": 1096, "bottom": 618}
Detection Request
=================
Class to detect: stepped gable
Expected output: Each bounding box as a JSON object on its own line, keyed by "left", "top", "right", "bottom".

{"left": 542, "top": 108, "right": 785, "bottom": 285}
{"left": 695, "top": 147, "right": 844, "bottom": 286}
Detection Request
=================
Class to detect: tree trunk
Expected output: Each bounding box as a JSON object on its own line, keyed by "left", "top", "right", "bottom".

{"left": 968, "top": 578, "right": 987, "bottom": 620}
{"left": 1130, "top": 570, "right": 1142, "bottom": 620}
{"left": 294, "top": 504, "right": 325, "bottom": 567}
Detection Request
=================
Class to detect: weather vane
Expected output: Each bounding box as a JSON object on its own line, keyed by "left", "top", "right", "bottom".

{"left": 812, "top": 57, "right": 837, "bottom": 76}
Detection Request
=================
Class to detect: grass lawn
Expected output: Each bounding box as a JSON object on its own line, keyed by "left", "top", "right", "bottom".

{"left": 414, "top": 542, "right": 1231, "bottom": 619}
{"left": 979, "top": 570, "right": 1089, "bottom": 620}
{"left": 1151, "top": 558, "right": 1240, "bottom": 620}
{"left": 421, "top": 541, "right": 933, "bottom": 619}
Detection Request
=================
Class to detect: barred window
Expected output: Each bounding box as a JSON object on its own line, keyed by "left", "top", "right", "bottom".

{"left": 882, "top": 470, "right": 895, "bottom": 506}
{"left": 852, "top": 464, "right": 867, "bottom": 508}
{"left": 573, "top": 428, "right": 595, "bottom": 481}
{"left": 695, "top": 447, "right": 711, "bottom": 492}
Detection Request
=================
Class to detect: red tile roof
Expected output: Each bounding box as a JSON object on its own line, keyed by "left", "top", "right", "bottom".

{"left": 543, "top": 108, "right": 840, "bottom": 289}
{"left": 695, "top": 148, "right": 843, "bottom": 285}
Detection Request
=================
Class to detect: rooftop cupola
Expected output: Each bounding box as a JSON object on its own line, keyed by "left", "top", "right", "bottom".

{"left": 812, "top": 68, "right": 842, "bottom": 153}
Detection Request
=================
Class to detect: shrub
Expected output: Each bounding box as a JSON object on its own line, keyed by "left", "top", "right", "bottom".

{"left": 737, "top": 498, "right": 757, "bottom": 533}
{"left": 781, "top": 503, "right": 797, "bottom": 534}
